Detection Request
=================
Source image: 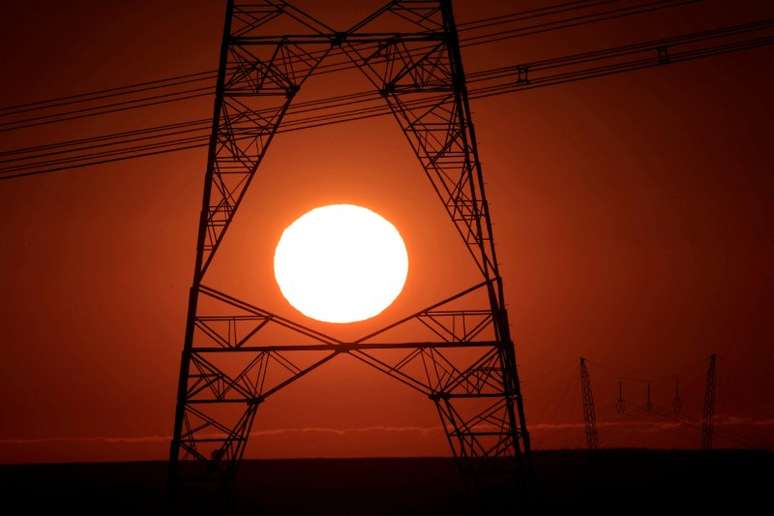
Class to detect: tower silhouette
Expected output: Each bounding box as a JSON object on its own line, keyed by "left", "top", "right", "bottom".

{"left": 616, "top": 379, "right": 625, "bottom": 414}
{"left": 168, "top": 0, "right": 531, "bottom": 488}
{"left": 579, "top": 357, "right": 598, "bottom": 449}
{"left": 701, "top": 354, "right": 717, "bottom": 449}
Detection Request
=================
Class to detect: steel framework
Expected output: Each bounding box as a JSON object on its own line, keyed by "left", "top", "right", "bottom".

{"left": 616, "top": 379, "right": 625, "bottom": 415}
{"left": 579, "top": 357, "right": 598, "bottom": 449}
{"left": 672, "top": 376, "right": 681, "bottom": 415}
{"left": 168, "top": 0, "right": 531, "bottom": 489}
{"left": 645, "top": 382, "right": 652, "bottom": 412}
{"left": 701, "top": 354, "right": 717, "bottom": 449}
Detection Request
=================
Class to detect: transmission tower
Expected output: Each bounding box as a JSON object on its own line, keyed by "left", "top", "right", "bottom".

{"left": 701, "top": 354, "right": 717, "bottom": 449}
{"left": 615, "top": 379, "right": 625, "bottom": 414}
{"left": 645, "top": 382, "right": 652, "bottom": 412}
{"left": 167, "top": 0, "right": 531, "bottom": 490}
{"left": 579, "top": 357, "right": 599, "bottom": 449}
{"left": 672, "top": 376, "right": 681, "bottom": 415}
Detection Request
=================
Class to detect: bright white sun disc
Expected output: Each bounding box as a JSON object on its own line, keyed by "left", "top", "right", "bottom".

{"left": 273, "top": 204, "right": 409, "bottom": 323}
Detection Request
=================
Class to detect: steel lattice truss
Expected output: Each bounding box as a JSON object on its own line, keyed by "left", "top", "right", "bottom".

{"left": 579, "top": 357, "right": 599, "bottom": 450}
{"left": 701, "top": 354, "right": 717, "bottom": 449}
{"left": 169, "top": 0, "right": 531, "bottom": 488}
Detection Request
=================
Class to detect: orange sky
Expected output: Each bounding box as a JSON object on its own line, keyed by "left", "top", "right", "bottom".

{"left": 1, "top": 0, "right": 773, "bottom": 463}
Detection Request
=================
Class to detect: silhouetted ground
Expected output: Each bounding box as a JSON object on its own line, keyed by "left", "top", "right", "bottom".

{"left": 1, "top": 450, "right": 770, "bottom": 513}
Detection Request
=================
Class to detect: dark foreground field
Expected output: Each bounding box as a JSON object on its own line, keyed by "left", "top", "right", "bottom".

{"left": 1, "top": 450, "right": 771, "bottom": 513}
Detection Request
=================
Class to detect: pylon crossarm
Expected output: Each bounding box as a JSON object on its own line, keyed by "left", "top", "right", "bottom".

{"left": 195, "top": 315, "right": 271, "bottom": 349}
{"left": 354, "top": 279, "right": 493, "bottom": 343}
{"left": 258, "top": 351, "right": 340, "bottom": 398}
{"left": 346, "top": 0, "right": 445, "bottom": 34}
{"left": 186, "top": 349, "right": 339, "bottom": 403}
{"left": 342, "top": 39, "right": 448, "bottom": 89}
{"left": 389, "top": 2, "right": 444, "bottom": 31}
{"left": 198, "top": 284, "right": 343, "bottom": 346}
{"left": 348, "top": 339, "right": 503, "bottom": 395}
{"left": 349, "top": 349, "right": 433, "bottom": 396}
{"left": 349, "top": 343, "right": 506, "bottom": 399}
{"left": 344, "top": 1, "right": 397, "bottom": 34}
{"left": 232, "top": 1, "right": 335, "bottom": 37}
{"left": 418, "top": 309, "right": 494, "bottom": 343}
{"left": 190, "top": 341, "right": 497, "bottom": 352}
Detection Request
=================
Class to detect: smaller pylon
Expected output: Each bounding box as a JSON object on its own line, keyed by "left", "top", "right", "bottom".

{"left": 616, "top": 380, "right": 625, "bottom": 414}
{"left": 579, "top": 357, "right": 599, "bottom": 449}
{"left": 672, "top": 376, "right": 682, "bottom": 415}
{"left": 645, "top": 382, "right": 652, "bottom": 412}
{"left": 701, "top": 354, "right": 717, "bottom": 449}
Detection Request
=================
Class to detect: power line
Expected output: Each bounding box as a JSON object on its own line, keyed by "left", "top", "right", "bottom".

{"left": 0, "top": 69, "right": 218, "bottom": 116}
{"left": 0, "top": 87, "right": 213, "bottom": 133}
{"left": 457, "top": 0, "right": 619, "bottom": 32}
{"left": 4, "top": 25, "right": 770, "bottom": 179}
{"left": 4, "top": 1, "right": 656, "bottom": 114}
{"left": 0, "top": 118, "right": 212, "bottom": 158}
{"left": 0, "top": 0, "right": 699, "bottom": 130}
{"left": 1, "top": 17, "right": 770, "bottom": 180}
{"left": 5, "top": 36, "right": 770, "bottom": 180}
{"left": 461, "top": 0, "right": 700, "bottom": 47}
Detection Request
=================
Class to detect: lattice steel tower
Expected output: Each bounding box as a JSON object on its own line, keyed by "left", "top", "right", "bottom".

{"left": 701, "top": 354, "right": 717, "bottom": 449}
{"left": 168, "top": 0, "right": 531, "bottom": 488}
{"left": 579, "top": 357, "right": 598, "bottom": 449}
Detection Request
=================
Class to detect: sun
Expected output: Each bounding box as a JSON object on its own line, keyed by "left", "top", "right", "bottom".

{"left": 273, "top": 204, "right": 409, "bottom": 324}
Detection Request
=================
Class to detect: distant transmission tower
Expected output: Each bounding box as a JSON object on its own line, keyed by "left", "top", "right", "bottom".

{"left": 616, "top": 379, "right": 625, "bottom": 414}
{"left": 701, "top": 354, "right": 717, "bottom": 449}
{"left": 672, "top": 376, "right": 682, "bottom": 415}
{"left": 579, "top": 357, "right": 599, "bottom": 449}
{"left": 645, "top": 382, "right": 652, "bottom": 412}
{"left": 168, "top": 0, "right": 531, "bottom": 490}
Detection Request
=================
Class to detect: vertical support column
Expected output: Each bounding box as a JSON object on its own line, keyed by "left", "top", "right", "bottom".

{"left": 672, "top": 377, "right": 682, "bottom": 415}
{"left": 167, "top": 1, "right": 334, "bottom": 491}
{"left": 646, "top": 382, "right": 652, "bottom": 412}
{"left": 168, "top": 0, "right": 235, "bottom": 493}
{"left": 701, "top": 354, "right": 717, "bottom": 450}
{"left": 439, "top": 0, "right": 531, "bottom": 468}
{"left": 580, "top": 357, "right": 599, "bottom": 449}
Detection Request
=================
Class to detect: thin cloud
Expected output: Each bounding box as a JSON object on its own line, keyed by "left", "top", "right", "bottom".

{"left": 1, "top": 417, "right": 772, "bottom": 446}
